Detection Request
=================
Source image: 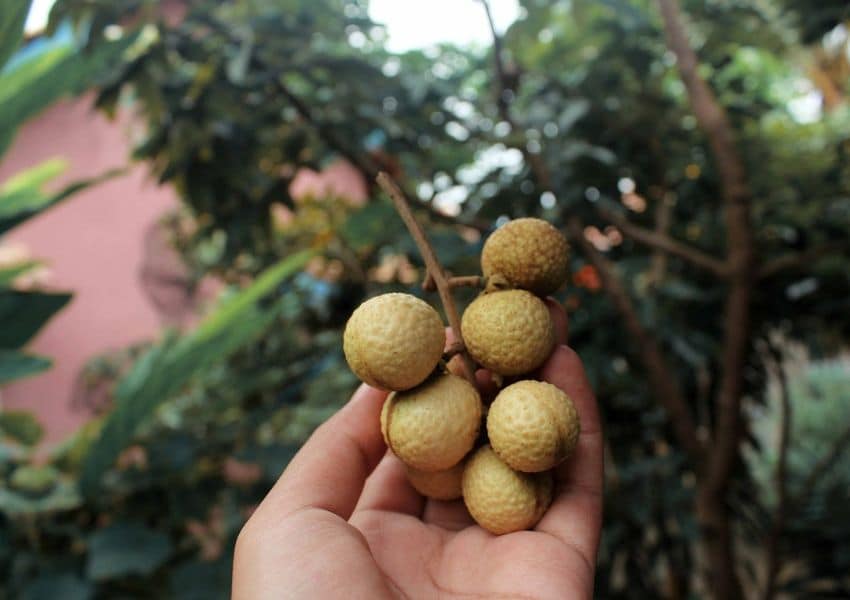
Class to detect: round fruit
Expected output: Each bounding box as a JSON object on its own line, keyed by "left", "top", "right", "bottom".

{"left": 462, "top": 445, "right": 553, "bottom": 534}
{"left": 488, "top": 380, "right": 580, "bottom": 472}
{"left": 406, "top": 461, "right": 465, "bottom": 500}
{"left": 344, "top": 293, "right": 445, "bottom": 391}
{"left": 481, "top": 218, "right": 569, "bottom": 296}
{"left": 461, "top": 290, "right": 555, "bottom": 376}
{"left": 381, "top": 374, "right": 482, "bottom": 471}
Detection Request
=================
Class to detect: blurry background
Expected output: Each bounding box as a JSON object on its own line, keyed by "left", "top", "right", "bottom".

{"left": 0, "top": 0, "right": 848, "bottom": 598}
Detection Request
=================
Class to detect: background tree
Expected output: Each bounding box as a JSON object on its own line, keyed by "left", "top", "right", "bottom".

{"left": 1, "top": 0, "right": 849, "bottom": 597}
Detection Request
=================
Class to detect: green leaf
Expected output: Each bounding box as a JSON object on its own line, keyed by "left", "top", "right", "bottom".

{"left": 0, "top": 261, "right": 40, "bottom": 287}
{"left": 0, "top": 290, "right": 71, "bottom": 349}
{"left": 340, "top": 201, "right": 402, "bottom": 250}
{"left": 0, "top": 1, "right": 29, "bottom": 71}
{"left": 0, "top": 160, "right": 125, "bottom": 234}
{"left": 0, "top": 410, "right": 44, "bottom": 445}
{"left": 0, "top": 34, "right": 136, "bottom": 156}
{"left": 0, "top": 478, "right": 80, "bottom": 514}
{"left": 21, "top": 573, "right": 93, "bottom": 600}
{"left": 80, "top": 249, "right": 315, "bottom": 495}
{"left": 169, "top": 560, "right": 230, "bottom": 600}
{"left": 86, "top": 521, "right": 172, "bottom": 581}
{"left": 0, "top": 349, "right": 51, "bottom": 385}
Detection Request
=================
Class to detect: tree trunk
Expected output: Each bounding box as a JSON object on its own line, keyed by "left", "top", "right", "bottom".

{"left": 697, "top": 488, "right": 743, "bottom": 600}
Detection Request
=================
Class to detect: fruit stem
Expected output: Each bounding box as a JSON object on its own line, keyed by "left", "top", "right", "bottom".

{"left": 376, "top": 172, "right": 478, "bottom": 386}
{"left": 424, "top": 275, "right": 487, "bottom": 292}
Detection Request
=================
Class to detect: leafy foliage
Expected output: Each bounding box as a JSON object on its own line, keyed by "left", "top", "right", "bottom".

{"left": 1, "top": 0, "right": 849, "bottom": 597}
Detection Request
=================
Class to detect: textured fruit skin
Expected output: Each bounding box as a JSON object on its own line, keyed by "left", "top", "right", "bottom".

{"left": 461, "top": 290, "right": 555, "bottom": 376}
{"left": 481, "top": 218, "right": 569, "bottom": 296}
{"left": 343, "top": 293, "right": 445, "bottom": 391}
{"left": 406, "top": 462, "right": 465, "bottom": 500}
{"left": 488, "top": 380, "right": 581, "bottom": 472}
{"left": 462, "top": 445, "right": 553, "bottom": 534}
{"left": 381, "top": 374, "right": 482, "bottom": 471}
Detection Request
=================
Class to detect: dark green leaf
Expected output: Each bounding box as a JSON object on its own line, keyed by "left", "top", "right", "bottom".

{"left": 0, "top": 290, "right": 71, "bottom": 348}
{"left": 86, "top": 521, "right": 172, "bottom": 580}
{"left": 0, "top": 349, "right": 51, "bottom": 385}
{"left": 21, "top": 573, "right": 93, "bottom": 600}
{"left": 0, "top": 1, "right": 29, "bottom": 71}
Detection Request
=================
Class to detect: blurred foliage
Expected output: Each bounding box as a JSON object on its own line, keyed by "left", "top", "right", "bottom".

{"left": 0, "top": 0, "right": 848, "bottom": 597}
{"left": 0, "top": 0, "right": 119, "bottom": 390}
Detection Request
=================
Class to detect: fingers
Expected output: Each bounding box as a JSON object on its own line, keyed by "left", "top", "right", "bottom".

{"left": 544, "top": 297, "right": 569, "bottom": 346}
{"left": 255, "top": 383, "right": 388, "bottom": 520}
{"left": 534, "top": 346, "right": 603, "bottom": 566}
{"left": 354, "top": 451, "right": 425, "bottom": 516}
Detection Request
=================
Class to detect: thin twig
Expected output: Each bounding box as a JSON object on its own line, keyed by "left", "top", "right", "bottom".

{"left": 758, "top": 241, "right": 849, "bottom": 279}
{"left": 762, "top": 349, "right": 792, "bottom": 600}
{"left": 376, "top": 172, "right": 477, "bottom": 385}
{"left": 274, "top": 78, "right": 490, "bottom": 233}
{"left": 601, "top": 208, "right": 727, "bottom": 277}
{"left": 648, "top": 191, "right": 674, "bottom": 286}
{"left": 442, "top": 341, "right": 465, "bottom": 361}
{"left": 567, "top": 219, "right": 704, "bottom": 463}
{"left": 448, "top": 275, "right": 486, "bottom": 289}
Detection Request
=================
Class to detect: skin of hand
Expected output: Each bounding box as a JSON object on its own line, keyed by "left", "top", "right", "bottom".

{"left": 232, "top": 300, "right": 603, "bottom": 599}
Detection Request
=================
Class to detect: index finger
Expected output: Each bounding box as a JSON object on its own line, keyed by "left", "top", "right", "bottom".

{"left": 534, "top": 345, "right": 603, "bottom": 566}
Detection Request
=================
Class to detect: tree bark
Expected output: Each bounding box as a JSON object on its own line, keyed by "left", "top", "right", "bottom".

{"left": 657, "top": 1, "right": 756, "bottom": 598}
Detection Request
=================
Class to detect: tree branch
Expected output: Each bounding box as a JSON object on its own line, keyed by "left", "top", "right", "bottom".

{"left": 648, "top": 190, "right": 675, "bottom": 286}
{"left": 657, "top": 0, "right": 755, "bottom": 497}
{"left": 601, "top": 208, "right": 728, "bottom": 277}
{"left": 566, "top": 219, "right": 704, "bottom": 463}
{"left": 758, "top": 241, "right": 849, "bottom": 279}
{"left": 376, "top": 172, "right": 477, "bottom": 385}
{"left": 275, "top": 78, "right": 489, "bottom": 232}
{"left": 658, "top": 2, "right": 754, "bottom": 597}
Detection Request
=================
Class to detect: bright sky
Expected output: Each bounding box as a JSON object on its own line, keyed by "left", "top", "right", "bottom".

{"left": 25, "top": 0, "right": 56, "bottom": 34}
{"left": 369, "top": 0, "right": 519, "bottom": 52}
{"left": 26, "top": 0, "right": 520, "bottom": 48}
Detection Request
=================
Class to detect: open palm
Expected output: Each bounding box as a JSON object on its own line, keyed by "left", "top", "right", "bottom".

{"left": 234, "top": 306, "right": 602, "bottom": 599}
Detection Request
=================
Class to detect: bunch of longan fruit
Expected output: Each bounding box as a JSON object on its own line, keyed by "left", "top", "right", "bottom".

{"left": 343, "top": 218, "right": 580, "bottom": 534}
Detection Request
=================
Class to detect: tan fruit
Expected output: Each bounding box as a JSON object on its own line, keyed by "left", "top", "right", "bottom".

{"left": 481, "top": 218, "right": 569, "bottom": 296}
{"left": 344, "top": 293, "right": 445, "bottom": 391}
{"left": 462, "top": 445, "right": 553, "bottom": 534}
{"left": 405, "top": 461, "right": 465, "bottom": 500}
{"left": 461, "top": 290, "right": 555, "bottom": 376}
{"left": 488, "top": 380, "right": 580, "bottom": 473}
{"left": 381, "top": 374, "right": 482, "bottom": 471}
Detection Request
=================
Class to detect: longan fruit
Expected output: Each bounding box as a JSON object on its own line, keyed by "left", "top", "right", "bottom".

{"left": 461, "top": 290, "right": 555, "bottom": 376}
{"left": 487, "top": 380, "right": 580, "bottom": 472}
{"left": 481, "top": 218, "right": 569, "bottom": 296}
{"left": 344, "top": 293, "right": 445, "bottom": 391}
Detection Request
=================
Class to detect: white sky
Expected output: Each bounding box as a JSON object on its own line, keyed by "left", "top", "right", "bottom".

{"left": 25, "top": 0, "right": 56, "bottom": 34}
{"left": 26, "top": 0, "right": 520, "bottom": 47}
{"left": 369, "top": 0, "right": 519, "bottom": 52}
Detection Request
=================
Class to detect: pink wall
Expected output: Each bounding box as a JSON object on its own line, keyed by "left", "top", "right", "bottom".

{"left": 0, "top": 95, "right": 179, "bottom": 446}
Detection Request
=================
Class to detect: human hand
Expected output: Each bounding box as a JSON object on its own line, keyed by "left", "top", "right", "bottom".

{"left": 233, "top": 301, "right": 602, "bottom": 599}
